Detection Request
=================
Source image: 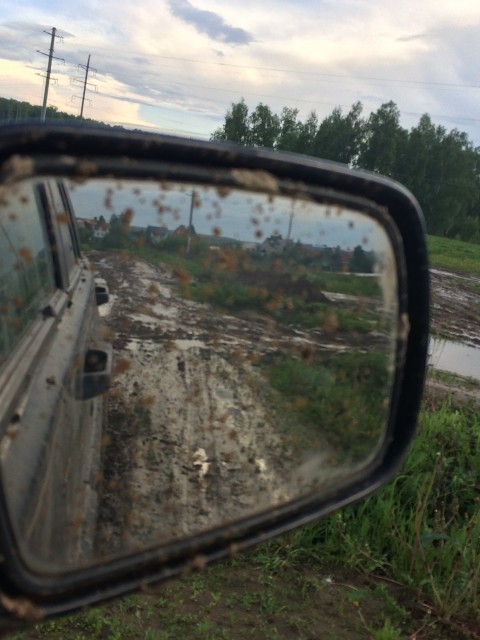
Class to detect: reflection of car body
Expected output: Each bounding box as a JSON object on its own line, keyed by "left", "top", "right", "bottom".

{"left": 0, "top": 178, "right": 111, "bottom": 570}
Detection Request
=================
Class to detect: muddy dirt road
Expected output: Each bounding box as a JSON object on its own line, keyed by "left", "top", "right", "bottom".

{"left": 427, "top": 267, "right": 480, "bottom": 403}
{"left": 430, "top": 268, "right": 480, "bottom": 347}
{"left": 87, "top": 246, "right": 480, "bottom": 563}
{"left": 90, "top": 251, "right": 394, "bottom": 557}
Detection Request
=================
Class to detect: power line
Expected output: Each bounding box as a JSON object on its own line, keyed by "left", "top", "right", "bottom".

{"left": 6, "top": 32, "right": 480, "bottom": 141}
{"left": 97, "top": 84, "right": 480, "bottom": 129}
{"left": 132, "top": 77, "right": 480, "bottom": 124}
{"left": 4, "top": 73, "right": 480, "bottom": 133}
{"left": 74, "top": 45, "right": 480, "bottom": 91}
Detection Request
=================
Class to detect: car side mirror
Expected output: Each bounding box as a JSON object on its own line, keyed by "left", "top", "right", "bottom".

{"left": 0, "top": 123, "right": 429, "bottom": 626}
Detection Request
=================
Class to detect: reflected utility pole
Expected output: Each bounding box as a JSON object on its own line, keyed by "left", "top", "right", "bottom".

{"left": 286, "top": 201, "right": 295, "bottom": 241}
{"left": 186, "top": 190, "right": 196, "bottom": 255}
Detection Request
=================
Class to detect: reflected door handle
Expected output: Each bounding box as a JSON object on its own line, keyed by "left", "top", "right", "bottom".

{"left": 95, "top": 284, "right": 110, "bottom": 306}
{"left": 76, "top": 343, "right": 112, "bottom": 400}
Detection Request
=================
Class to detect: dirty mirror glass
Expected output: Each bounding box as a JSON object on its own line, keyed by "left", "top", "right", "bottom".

{"left": 0, "top": 176, "right": 399, "bottom": 573}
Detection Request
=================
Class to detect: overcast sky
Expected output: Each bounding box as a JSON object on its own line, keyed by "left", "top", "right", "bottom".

{"left": 1, "top": 1, "right": 480, "bottom": 144}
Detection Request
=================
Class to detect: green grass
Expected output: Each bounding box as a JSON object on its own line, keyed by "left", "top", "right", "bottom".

{"left": 309, "top": 271, "right": 381, "bottom": 298}
{"left": 428, "top": 368, "right": 480, "bottom": 390}
{"left": 428, "top": 235, "right": 480, "bottom": 273}
{"left": 187, "top": 280, "right": 376, "bottom": 333}
{"left": 88, "top": 242, "right": 383, "bottom": 326}
{"left": 284, "top": 395, "right": 480, "bottom": 630}
{"left": 17, "top": 394, "right": 480, "bottom": 640}
{"left": 262, "top": 351, "right": 390, "bottom": 460}
{"left": 109, "top": 239, "right": 382, "bottom": 334}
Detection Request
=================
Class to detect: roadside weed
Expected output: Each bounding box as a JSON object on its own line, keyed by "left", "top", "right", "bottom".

{"left": 289, "top": 397, "right": 480, "bottom": 627}
{"left": 428, "top": 235, "right": 480, "bottom": 273}
{"left": 371, "top": 619, "right": 404, "bottom": 640}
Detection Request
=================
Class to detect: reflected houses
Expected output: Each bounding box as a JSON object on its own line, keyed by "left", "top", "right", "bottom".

{"left": 76, "top": 217, "right": 108, "bottom": 243}
{"left": 252, "top": 233, "right": 357, "bottom": 273}
{"left": 74, "top": 217, "right": 369, "bottom": 275}
{"left": 75, "top": 218, "right": 188, "bottom": 247}
{"left": 146, "top": 225, "right": 169, "bottom": 245}
{"left": 76, "top": 217, "right": 96, "bottom": 233}
{"left": 259, "top": 233, "right": 292, "bottom": 255}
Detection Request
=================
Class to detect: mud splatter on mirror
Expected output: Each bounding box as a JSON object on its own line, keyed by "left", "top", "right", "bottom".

{"left": 0, "top": 176, "right": 400, "bottom": 573}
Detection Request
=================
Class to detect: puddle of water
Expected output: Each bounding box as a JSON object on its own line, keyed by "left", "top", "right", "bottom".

{"left": 429, "top": 338, "right": 480, "bottom": 380}
{"left": 175, "top": 339, "right": 206, "bottom": 351}
{"left": 130, "top": 313, "right": 162, "bottom": 327}
{"left": 151, "top": 302, "right": 177, "bottom": 318}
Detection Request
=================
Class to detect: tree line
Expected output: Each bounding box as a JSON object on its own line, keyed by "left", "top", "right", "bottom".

{"left": 0, "top": 96, "right": 135, "bottom": 130}
{"left": 0, "top": 96, "right": 101, "bottom": 125}
{"left": 3, "top": 94, "right": 478, "bottom": 242}
{"left": 211, "top": 99, "right": 480, "bottom": 242}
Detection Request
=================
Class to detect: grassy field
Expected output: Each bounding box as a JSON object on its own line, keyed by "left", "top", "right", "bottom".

{"left": 428, "top": 235, "right": 480, "bottom": 274}
{"left": 263, "top": 351, "right": 389, "bottom": 461}
{"left": 85, "top": 233, "right": 480, "bottom": 275}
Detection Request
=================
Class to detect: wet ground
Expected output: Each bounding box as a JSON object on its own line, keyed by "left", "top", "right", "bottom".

{"left": 428, "top": 267, "right": 480, "bottom": 403}
{"left": 89, "top": 250, "right": 394, "bottom": 559}
{"left": 430, "top": 268, "right": 480, "bottom": 348}
{"left": 90, "top": 251, "right": 480, "bottom": 562}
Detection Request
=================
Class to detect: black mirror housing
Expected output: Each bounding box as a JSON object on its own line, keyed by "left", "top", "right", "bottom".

{"left": 0, "top": 122, "right": 429, "bottom": 625}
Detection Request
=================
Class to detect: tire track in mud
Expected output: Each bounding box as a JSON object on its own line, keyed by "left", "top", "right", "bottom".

{"left": 430, "top": 268, "right": 480, "bottom": 347}
{"left": 91, "top": 252, "right": 390, "bottom": 557}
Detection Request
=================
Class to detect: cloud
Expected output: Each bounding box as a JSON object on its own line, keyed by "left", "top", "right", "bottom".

{"left": 167, "top": 0, "right": 254, "bottom": 45}
{"left": 2, "top": 2, "right": 480, "bottom": 144}
{"left": 397, "top": 32, "right": 428, "bottom": 43}
{"left": 0, "top": 22, "right": 45, "bottom": 63}
{"left": 0, "top": 21, "right": 75, "bottom": 66}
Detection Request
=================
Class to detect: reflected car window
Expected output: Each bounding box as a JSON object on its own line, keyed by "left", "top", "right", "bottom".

{"left": 0, "top": 182, "right": 55, "bottom": 365}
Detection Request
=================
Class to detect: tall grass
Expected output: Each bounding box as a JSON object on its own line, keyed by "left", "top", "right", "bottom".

{"left": 264, "top": 352, "right": 389, "bottom": 460}
{"left": 428, "top": 235, "right": 480, "bottom": 274}
{"left": 283, "top": 397, "right": 480, "bottom": 624}
{"left": 309, "top": 271, "right": 381, "bottom": 297}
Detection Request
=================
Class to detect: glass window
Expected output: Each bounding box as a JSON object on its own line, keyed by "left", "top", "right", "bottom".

{"left": 0, "top": 181, "right": 55, "bottom": 365}
{"left": 43, "top": 181, "right": 77, "bottom": 279}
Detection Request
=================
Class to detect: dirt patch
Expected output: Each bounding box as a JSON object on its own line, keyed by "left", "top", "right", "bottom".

{"left": 214, "top": 268, "right": 331, "bottom": 304}
{"left": 25, "top": 561, "right": 423, "bottom": 640}
{"left": 430, "top": 268, "right": 480, "bottom": 347}
{"left": 90, "top": 250, "right": 394, "bottom": 558}
{"left": 427, "top": 267, "right": 480, "bottom": 405}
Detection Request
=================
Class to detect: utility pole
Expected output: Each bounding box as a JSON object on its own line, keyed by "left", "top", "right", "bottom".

{"left": 186, "top": 190, "right": 196, "bottom": 255}
{"left": 37, "top": 27, "right": 64, "bottom": 121}
{"left": 286, "top": 201, "right": 294, "bottom": 241}
{"left": 72, "top": 55, "right": 97, "bottom": 118}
